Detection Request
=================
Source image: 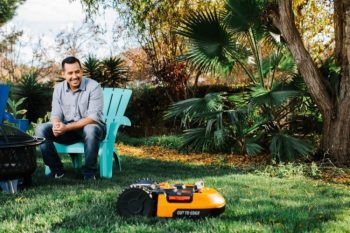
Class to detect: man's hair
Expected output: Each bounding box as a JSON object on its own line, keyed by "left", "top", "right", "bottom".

{"left": 61, "top": 56, "right": 82, "bottom": 70}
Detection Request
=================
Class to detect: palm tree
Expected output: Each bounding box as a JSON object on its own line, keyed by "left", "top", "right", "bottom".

{"left": 165, "top": 0, "right": 314, "bottom": 161}
{"left": 101, "top": 57, "right": 128, "bottom": 87}
{"left": 82, "top": 54, "right": 102, "bottom": 83}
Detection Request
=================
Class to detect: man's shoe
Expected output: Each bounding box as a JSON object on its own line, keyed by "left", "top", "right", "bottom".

{"left": 46, "top": 171, "right": 65, "bottom": 179}
{"left": 83, "top": 174, "right": 96, "bottom": 181}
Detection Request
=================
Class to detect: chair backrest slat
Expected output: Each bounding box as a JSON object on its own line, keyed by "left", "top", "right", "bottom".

{"left": 102, "top": 88, "right": 132, "bottom": 126}
{"left": 0, "top": 84, "right": 10, "bottom": 123}
{"left": 102, "top": 88, "right": 114, "bottom": 118}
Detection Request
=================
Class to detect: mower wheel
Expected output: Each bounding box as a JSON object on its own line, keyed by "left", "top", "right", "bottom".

{"left": 116, "top": 187, "right": 156, "bottom": 217}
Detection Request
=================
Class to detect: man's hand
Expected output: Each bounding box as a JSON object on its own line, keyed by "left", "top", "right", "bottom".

{"left": 52, "top": 122, "right": 67, "bottom": 137}
{"left": 51, "top": 117, "right": 97, "bottom": 137}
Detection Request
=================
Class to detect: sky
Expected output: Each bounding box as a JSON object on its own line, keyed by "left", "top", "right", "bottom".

{"left": 4, "top": 0, "right": 136, "bottom": 64}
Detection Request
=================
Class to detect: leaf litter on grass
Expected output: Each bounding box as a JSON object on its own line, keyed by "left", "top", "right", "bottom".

{"left": 116, "top": 143, "right": 350, "bottom": 186}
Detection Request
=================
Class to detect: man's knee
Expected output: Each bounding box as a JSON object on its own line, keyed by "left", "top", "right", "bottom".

{"left": 83, "top": 124, "right": 102, "bottom": 140}
{"left": 35, "top": 122, "right": 52, "bottom": 137}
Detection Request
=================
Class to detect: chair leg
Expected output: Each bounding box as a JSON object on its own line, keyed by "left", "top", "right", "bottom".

{"left": 0, "top": 180, "right": 18, "bottom": 194}
{"left": 70, "top": 153, "right": 82, "bottom": 169}
{"left": 113, "top": 148, "right": 122, "bottom": 172}
{"left": 100, "top": 147, "right": 113, "bottom": 178}
{"left": 45, "top": 165, "right": 51, "bottom": 175}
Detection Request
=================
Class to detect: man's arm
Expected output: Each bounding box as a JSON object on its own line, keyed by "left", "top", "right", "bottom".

{"left": 51, "top": 85, "right": 64, "bottom": 136}
{"left": 51, "top": 85, "right": 64, "bottom": 124}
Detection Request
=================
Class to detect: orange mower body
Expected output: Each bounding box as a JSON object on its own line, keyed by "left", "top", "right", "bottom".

{"left": 116, "top": 180, "right": 226, "bottom": 218}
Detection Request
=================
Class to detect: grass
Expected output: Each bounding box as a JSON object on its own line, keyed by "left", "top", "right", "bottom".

{"left": 1, "top": 154, "right": 350, "bottom": 233}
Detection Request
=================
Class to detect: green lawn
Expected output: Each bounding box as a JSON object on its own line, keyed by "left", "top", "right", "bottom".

{"left": 1, "top": 155, "right": 350, "bottom": 233}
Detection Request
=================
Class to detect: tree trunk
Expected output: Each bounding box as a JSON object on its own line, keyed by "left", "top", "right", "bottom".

{"left": 272, "top": 0, "right": 350, "bottom": 165}
{"left": 323, "top": 108, "right": 350, "bottom": 165}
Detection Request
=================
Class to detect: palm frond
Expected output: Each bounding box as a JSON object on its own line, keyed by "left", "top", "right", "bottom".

{"left": 177, "top": 9, "right": 237, "bottom": 74}
{"left": 164, "top": 93, "right": 225, "bottom": 120}
{"left": 246, "top": 142, "right": 264, "bottom": 156}
{"left": 226, "top": 108, "right": 248, "bottom": 124}
{"left": 269, "top": 133, "right": 314, "bottom": 162}
{"left": 250, "top": 82, "right": 299, "bottom": 107}
{"left": 224, "top": 0, "right": 268, "bottom": 33}
{"left": 181, "top": 128, "right": 213, "bottom": 152}
{"left": 277, "top": 52, "right": 297, "bottom": 74}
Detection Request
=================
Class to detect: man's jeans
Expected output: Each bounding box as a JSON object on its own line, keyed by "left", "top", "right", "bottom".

{"left": 35, "top": 122, "right": 106, "bottom": 176}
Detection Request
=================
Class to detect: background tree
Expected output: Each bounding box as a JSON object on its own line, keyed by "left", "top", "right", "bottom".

{"left": 55, "top": 20, "right": 105, "bottom": 57}
{"left": 267, "top": 0, "right": 350, "bottom": 165}
{"left": 0, "top": 0, "right": 25, "bottom": 27}
{"left": 79, "top": 0, "right": 221, "bottom": 100}
{"left": 82, "top": 55, "right": 128, "bottom": 87}
{"left": 0, "top": 0, "right": 25, "bottom": 82}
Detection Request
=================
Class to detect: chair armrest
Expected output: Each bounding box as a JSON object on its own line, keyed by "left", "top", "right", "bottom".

{"left": 118, "top": 116, "right": 131, "bottom": 126}
{"left": 3, "top": 112, "right": 15, "bottom": 122}
{"left": 3, "top": 112, "right": 29, "bottom": 132}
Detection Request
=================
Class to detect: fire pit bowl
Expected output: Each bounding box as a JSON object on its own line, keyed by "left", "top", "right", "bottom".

{"left": 0, "top": 124, "right": 44, "bottom": 181}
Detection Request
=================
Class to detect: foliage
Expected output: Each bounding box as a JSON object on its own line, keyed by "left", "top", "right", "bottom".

{"left": 80, "top": 0, "right": 222, "bottom": 100}
{"left": 168, "top": 0, "right": 315, "bottom": 161}
{"left": 27, "top": 111, "right": 51, "bottom": 136}
{"left": 118, "top": 133, "right": 182, "bottom": 150}
{"left": 6, "top": 97, "right": 27, "bottom": 119}
{"left": 0, "top": 0, "right": 25, "bottom": 27}
{"left": 269, "top": 133, "right": 314, "bottom": 162}
{"left": 82, "top": 54, "right": 128, "bottom": 87}
{"left": 125, "top": 84, "right": 245, "bottom": 137}
{"left": 293, "top": 0, "right": 334, "bottom": 62}
{"left": 10, "top": 73, "right": 53, "bottom": 122}
{"left": 257, "top": 161, "right": 324, "bottom": 179}
{"left": 55, "top": 21, "right": 105, "bottom": 57}
{"left": 82, "top": 54, "right": 101, "bottom": 79}
{"left": 258, "top": 162, "right": 306, "bottom": 178}
{"left": 100, "top": 57, "right": 128, "bottom": 87}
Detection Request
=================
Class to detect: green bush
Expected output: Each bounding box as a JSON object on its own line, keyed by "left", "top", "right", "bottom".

{"left": 124, "top": 84, "right": 246, "bottom": 137}
{"left": 10, "top": 73, "right": 53, "bottom": 123}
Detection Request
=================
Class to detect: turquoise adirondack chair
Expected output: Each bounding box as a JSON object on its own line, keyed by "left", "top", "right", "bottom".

{"left": 45, "top": 88, "right": 132, "bottom": 178}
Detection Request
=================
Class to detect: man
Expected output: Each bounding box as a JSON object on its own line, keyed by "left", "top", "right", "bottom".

{"left": 35, "top": 56, "right": 106, "bottom": 180}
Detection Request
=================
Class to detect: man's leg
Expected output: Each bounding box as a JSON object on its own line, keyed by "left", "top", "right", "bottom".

{"left": 81, "top": 124, "right": 105, "bottom": 178}
{"left": 35, "top": 122, "right": 80, "bottom": 175}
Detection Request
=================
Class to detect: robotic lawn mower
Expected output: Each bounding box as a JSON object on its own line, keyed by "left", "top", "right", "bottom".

{"left": 116, "top": 179, "right": 226, "bottom": 218}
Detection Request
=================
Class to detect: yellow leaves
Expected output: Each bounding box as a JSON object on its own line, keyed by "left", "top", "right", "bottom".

{"left": 117, "top": 143, "right": 350, "bottom": 186}
{"left": 15, "top": 196, "right": 27, "bottom": 203}
{"left": 116, "top": 143, "right": 266, "bottom": 166}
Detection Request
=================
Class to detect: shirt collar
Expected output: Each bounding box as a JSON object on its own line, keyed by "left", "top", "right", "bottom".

{"left": 64, "top": 77, "right": 86, "bottom": 92}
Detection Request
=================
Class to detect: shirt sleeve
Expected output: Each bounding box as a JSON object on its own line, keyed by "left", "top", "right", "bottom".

{"left": 50, "top": 85, "right": 63, "bottom": 121}
{"left": 86, "top": 84, "right": 104, "bottom": 124}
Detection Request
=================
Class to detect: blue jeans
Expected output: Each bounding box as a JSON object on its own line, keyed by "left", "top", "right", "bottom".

{"left": 35, "top": 122, "right": 106, "bottom": 176}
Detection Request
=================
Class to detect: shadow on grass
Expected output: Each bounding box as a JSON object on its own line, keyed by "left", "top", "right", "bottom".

{"left": 30, "top": 155, "right": 243, "bottom": 189}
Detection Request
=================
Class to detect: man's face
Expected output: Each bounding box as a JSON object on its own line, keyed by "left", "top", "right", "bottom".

{"left": 63, "top": 62, "right": 82, "bottom": 91}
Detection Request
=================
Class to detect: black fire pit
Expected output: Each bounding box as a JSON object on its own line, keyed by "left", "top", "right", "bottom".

{"left": 0, "top": 124, "right": 44, "bottom": 183}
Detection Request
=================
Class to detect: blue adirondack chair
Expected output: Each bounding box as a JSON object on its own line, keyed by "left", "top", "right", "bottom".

{"left": 0, "top": 84, "right": 29, "bottom": 132}
{"left": 0, "top": 84, "right": 10, "bottom": 123}
{"left": 45, "top": 88, "right": 132, "bottom": 178}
